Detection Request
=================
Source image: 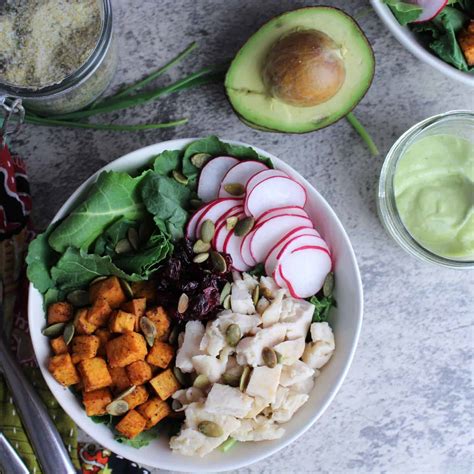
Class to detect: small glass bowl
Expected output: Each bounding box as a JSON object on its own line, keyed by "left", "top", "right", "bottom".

{"left": 377, "top": 110, "right": 474, "bottom": 269}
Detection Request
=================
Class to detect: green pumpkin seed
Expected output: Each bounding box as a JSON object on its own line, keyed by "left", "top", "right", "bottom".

{"left": 276, "top": 351, "right": 283, "bottom": 364}
{"left": 115, "top": 238, "right": 132, "bottom": 254}
{"left": 252, "top": 285, "right": 260, "bottom": 306}
{"left": 66, "top": 289, "right": 89, "bottom": 307}
{"left": 173, "top": 367, "right": 188, "bottom": 386}
{"left": 106, "top": 399, "right": 129, "bottom": 416}
{"left": 219, "top": 282, "right": 231, "bottom": 305}
{"left": 200, "top": 220, "right": 215, "bottom": 243}
{"left": 172, "top": 399, "right": 183, "bottom": 411}
{"left": 140, "top": 316, "right": 157, "bottom": 347}
{"left": 178, "top": 293, "right": 189, "bottom": 314}
{"left": 223, "top": 183, "right": 245, "bottom": 196}
{"left": 193, "top": 240, "right": 211, "bottom": 254}
{"left": 42, "top": 322, "right": 66, "bottom": 338}
{"left": 323, "top": 272, "right": 335, "bottom": 297}
{"left": 168, "top": 326, "right": 180, "bottom": 345}
{"left": 193, "top": 374, "right": 210, "bottom": 389}
{"left": 222, "top": 372, "right": 240, "bottom": 387}
{"left": 210, "top": 251, "right": 227, "bottom": 273}
{"left": 190, "top": 153, "right": 211, "bottom": 169}
{"left": 198, "top": 421, "right": 223, "bottom": 438}
{"left": 225, "top": 324, "right": 241, "bottom": 347}
{"left": 226, "top": 216, "right": 238, "bottom": 230}
{"left": 138, "top": 220, "right": 153, "bottom": 244}
{"left": 193, "top": 252, "right": 209, "bottom": 264}
{"left": 234, "top": 216, "right": 255, "bottom": 237}
{"left": 115, "top": 385, "right": 137, "bottom": 400}
{"left": 63, "top": 322, "right": 75, "bottom": 345}
{"left": 190, "top": 198, "right": 203, "bottom": 209}
{"left": 89, "top": 275, "right": 107, "bottom": 286}
{"left": 262, "top": 347, "right": 277, "bottom": 368}
{"left": 120, "top": 279, "right": 134, "bottom": 299}
{"left": 127, "top": 227, "right": 139, "bottom": 251}
{"left": 239, "top": 366, "right": 251, "bottom": 391}
{"left": 172, "top": 169, "right": 189, "bottom": 185}
{"left": 223, "top": 294, "right": 231, "bottom": 310}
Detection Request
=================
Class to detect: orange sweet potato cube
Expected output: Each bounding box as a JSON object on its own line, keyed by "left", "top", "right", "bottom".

{"left": 146, "top": 341, "right": 174, "bottom": 369}
{"left": 126, "top": 360, "right": 153, "bottom": 385}
{"left": 74, "top": 308, "right": 98, "bottom": 335}
{"left": 145, "top": 306, "right": 170, "bottom": 341}
{"left": 109, "top": 366, "right": 131, "bottom": 393}
{"left": 50, "top": 336, "right": 68, "bottom": 355}
{"left": 90, "top": 276, "right": 126, "bottom": 309}
{"left": 122, "top": 385, "right": 149, "bottom": 410}
{"left": 48, "top": 354, "right": 80, "bottom": 386}
{"left": 106, "top": 332, "right": 147, "bottom": 368}
{"left": 115, "top": 410, "right": 147, "bottom": 439}
{"left": 121, "top": 298, "right": 146, "bottom": 331}
{"left": 131, "top": 281, "right": 156, "bottom": 303}
{"left": 71, "top": 335, "right": 100, "bottom": 364}
{"left": 87, "top": 297, "right": 112, "bottom": 327}
{"left": 47, "top": 302, "right": 73, "bottom": 325}
{"left": 149, "top": 369, "right": 180, "bottom": 400}
{"left": 95, "top": 329, "right": 111, "bottom": 357}
{"left": 77, "top": 357, "right": 112, "bottom": 392}
{"left": 108, "top": 310, "right": 135, "bottom": 334}
{"left": 82, "top": 388, "right": 112, "bottom": 416}
{"left": 136, "top": 397, "right": 171, "bottom": 429}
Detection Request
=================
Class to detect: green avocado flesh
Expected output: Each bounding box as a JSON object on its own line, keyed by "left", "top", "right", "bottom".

{"left": 225, "top": 7, "right": 375, "bottom": 133}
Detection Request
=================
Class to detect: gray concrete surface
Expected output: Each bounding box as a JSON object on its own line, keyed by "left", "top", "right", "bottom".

{"left": 11, "top": 0, "right": 473, "bottom": 473}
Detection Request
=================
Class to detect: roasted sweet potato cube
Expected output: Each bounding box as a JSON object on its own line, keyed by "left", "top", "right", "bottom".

{"left": 115, "top": 410, "right": 147, "bottom": 439}
{"left": 90, "top": 276, "right": 126, "bottom": 309}
{"left": 459, "top": 20, "right": 474, "bottom": 66}
{"left": 50, "top": 336, "right": 68, "bottom": 355}
{"left": 123, "top": 385, "right": 149, "bottom": 410}
{"left": 109, "top": 366, "right": 131, "bottom": 393}
{"left": 87, "top": 297, "right": 112, "bottom": 326}
{"left": 149, "top": 369, "right": 180, "bottom": 400}
{"left": 108, "top": 310, "right": 135, "bottom": 334}
{"left": 121, "top": 298, "right": 146, "bottom": 331}
{"left": 131, "top": 281, "right": 156, "bottom": 303}
{"left": 77, "top": 357, "right": 112, "bottom": 392}
{"left": 106, "top": 332, "right": 147, "bottom": 368}
{"left": 47, "top": 302, "right": 73, "bottom": 325}
{"left": 136, "top": 397, "right": 171, "bottom": 429}
{"left": 74, "top": 308, "right": 98, "bottom": 335}
{"left": 48, "top": 354, "right": 80, "bottom": 386}
{"left": 95, "top": 329, "right": 111, "bottom": 357}
{"left": 71, "top": 335, "right": 100, "bottom": 364}
{"left": 146, "top": 341, "right": 174, "bottom": 369}
{"left": 82, "top": 388, "right": 112, "bottom": 416}
{"left": 145, "top": 307, "right": 170, "bottom": 340}
{"left": 126, "top": 360, "right": 153, "bottom": 385}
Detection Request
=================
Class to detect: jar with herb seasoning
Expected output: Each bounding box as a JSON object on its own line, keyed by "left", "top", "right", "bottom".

{"left": 0, "top": 0, "right": 117, "bottom": 115}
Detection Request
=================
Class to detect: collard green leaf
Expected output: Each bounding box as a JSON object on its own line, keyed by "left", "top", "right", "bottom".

{"left": 383, "top": 0, "right": 422, "bottom": 25}
{"left": 26, "top": 229, "right": 58, "bottom": 293}
{"left": 115, "top": 426, "right": 160, "bottom": 448}
{"left": 153, "top": 149, "right": 182, "bottom": 176}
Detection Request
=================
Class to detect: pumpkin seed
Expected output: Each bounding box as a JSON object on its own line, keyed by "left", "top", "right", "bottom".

{"left": 222, "top": 372, "right": 240, "bottom": 387}
{"left": 177, "top": 293, "right": 189, "bottom": 314}
{"left": 262, "top": 347, "right": 277, "bottom": 368}
{"left": 234, "top": 216, "right": 255, "bottom": 237}
{"left": 115, "top": 385, "right": 137, "bottom": 400}
{"left": 193, "top": 252, "right": 209, "bottom": 264}
{"left": 106, "top": 399, "right": 129, "bottom": 416}
{"left": 210, "top": 251, "right": 227, "bottom": 273}
{"left": 198, "top": 421, "right": 223, "bottom": 438}
{"left": 225, "top": 324, "right": 241, "bottom": 347}
{"left": 193, "top": 240, "right": 211, "bottom": 254}
{"left": 89, "top": 275, "right": 107, "bottom": 286}
{"left": 66, "top": 289, "right": 89, "bottom": 307}
{"left": 256, "top": 296, "right": 270, "bottom": 314}
{"left": 193, "top": 374, "right": 209, "bottom": 389}
{"left": 223, "top": 294, "right": 231, "bottom": 310}
{"left": 226, "top": 216, "right": 238, "bottom": 230}
{"left": 239, "top": 366, "right": 251, "bottom": 391}
{"left": 172, "top": 399, "right": 183, "bottom": 411}
{"left": 127, "top": 227, "right": 139, "bottom": 251}
{"left": 63, "top": 322, "right": 75, "bottom": 345}
{"left": 223, "top": 183, "right": 245, "bottom": 196}
{"left": 200, "top": 220, "right": 215, "bottom": 243}
{"left": 173, "top": 367, "right": 188, "bottom": 386}
{"left": 172, "top": 169, "right": 189, "bottom": 185}
{"left": 168, "top": 326, "right": 180, "bottom": 345}
{"left": 190, "top": 198, "right": 203, "bottom": 209}
{"left": 276, "top": 351, "right": 283, "bottom": 364}
{"left": 219, "top": 282, "right": 231, "bottom": 305}
{"left": 190, "top": 153, "right": 211, "bottom": 169}
{"left": 140, "top": 316, "right": 157, "bottom": 347}
{"left": 323, "top": 272, "right": 335, "bottom": 297}
{"left": 252, "top": 285, "right": 260, "bottom": 306}
{"left": 120, "top": 279, "right": 134, "bottom": 299}
{"left": 115, "top": 238, "right": 132, "bottom": 254}
{"left": 42, "top": 322, "right": 66, "bottom": 338}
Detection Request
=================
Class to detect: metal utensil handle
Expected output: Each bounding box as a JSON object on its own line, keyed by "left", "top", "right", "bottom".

{"left": 0, "top": 432, "right": 30, "bottom": 474}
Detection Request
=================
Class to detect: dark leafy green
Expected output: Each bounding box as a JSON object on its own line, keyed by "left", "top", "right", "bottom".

{"left": 248, "top": 263, "right": 265, "bottom": 278}
{"left": 25, "top": 229, "right": 56, "bottom": 293}
{"left": 383, "top": 0, "right": 422, "bottom": 25}
{"left": 308, "top": 295, "right": 337, "bottom": 323}
{"left": 115, "top": 426, "right": 161, "bottom": 448}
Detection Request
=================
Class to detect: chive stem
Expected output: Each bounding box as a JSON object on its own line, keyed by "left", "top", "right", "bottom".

{"left": 219, "top": 437, "right": 237, "bottom": 453}
{"left": 345, "top": 112, "right": 379, "bottom": 156}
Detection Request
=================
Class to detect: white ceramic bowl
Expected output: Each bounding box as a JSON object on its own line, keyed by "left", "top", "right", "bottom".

{"left": 371, "top": 0, "right": 474, "bottom": 87}
{"left": 28, "top": 138, "right": 363, "bottom": 472}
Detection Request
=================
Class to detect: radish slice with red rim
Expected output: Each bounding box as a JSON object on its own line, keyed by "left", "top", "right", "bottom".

{"left": 245, "top": 169, "right": 288, "bottom": 196}
{"left": 194, "top": 197, "right": 242, "bottom": 238}
{"left": 240, "top": 228, "right": 257, "bottom": 267}
{"left": 256, "top": 205, "right": 308, "bottom": 224}
{"left": 219, "top": 160, "right": 268, "bottom": 198}
{"left": 223, "top": 224, "right": 252, "bottom": 272}
{"left": 186, "top": 203, "right": 210, "bottom": 239}
{"left": 411, "top": 0, "right": 447, "bottom": 22}
{"left": 197, "top": 156, "right": 239, "bottom": 202}
{"left": 213, "top": 207, "right": 243, "bottom": 251}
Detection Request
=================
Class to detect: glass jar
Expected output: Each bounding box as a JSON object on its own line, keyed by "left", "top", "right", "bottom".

{"left": 0, "top": 0, "right": 117, "bottom": 115}
{"left": 377, "top": 110, "right": 474, "bottom": 269}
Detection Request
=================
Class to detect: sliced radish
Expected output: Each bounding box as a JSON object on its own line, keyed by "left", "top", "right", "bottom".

{"left": 240, "top": 229, "right": 257, "bottom": 267}
{"left": 245, "top": 176, "right": 307, "bottom": 219}
{"left": 410, "top": 0, "right": 447, "bottom": 23}
{"left": 186, "top": 204, "right": 209, "bottom": 239}
{"left": 249, "top": 214, "right": 312, "bottom": 263}
{"left": 274, "top": 263, "right": 286, "bottom": 288}
{"left": 278, "top": 246, "right": 332, "bottom": 298}
{"left": 223, "top": 226, "right": 251, "bottom": 272}
{"left": 195, "top": 197, "right": 242, "bottom": 239}
{"left": 256, "top": 206, "right": 308, "bottom": 225}
{"left": 264, "top": 227, "right": 321, "bottom": 275}
{"left": 197, "top": 156, "right": 239, "bottom": 202}
{"left": 219, "top": 161, "right": 268, "bottom": 198}
{"left": 213, "top": 208, "right": 244, "bottom": 251}
{"left": 245, "top": 169, "right": 288, "bottom": 196}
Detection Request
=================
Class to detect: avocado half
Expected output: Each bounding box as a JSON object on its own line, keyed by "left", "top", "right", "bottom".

{"left": 225, "top": 7, "right": 375, "bottom": 133}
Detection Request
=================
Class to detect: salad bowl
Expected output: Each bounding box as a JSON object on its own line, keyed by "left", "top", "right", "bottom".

{"left": 28, "top": 138, "right": 363, "bottom": 472}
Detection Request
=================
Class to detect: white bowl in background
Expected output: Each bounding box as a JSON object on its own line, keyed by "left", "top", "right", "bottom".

{"left": 371, "top": 0, "right": 474, "bottom": 87}
{"left": 28, "top": 138, "right": 363, "bottom": 472}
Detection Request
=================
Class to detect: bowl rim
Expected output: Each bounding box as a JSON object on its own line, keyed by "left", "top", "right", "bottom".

{"left": 370, "top": 0, "right": 474, "bottom": 87}
{"left": 28, "top": 138, "right": 364, "bottom": 471}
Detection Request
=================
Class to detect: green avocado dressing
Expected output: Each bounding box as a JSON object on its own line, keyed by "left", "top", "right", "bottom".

{"left": 394, "top": 134, "right": 474, "bottom": 260}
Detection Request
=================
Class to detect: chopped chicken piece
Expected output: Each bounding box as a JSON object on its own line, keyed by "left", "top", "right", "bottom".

{"left": 280, "top": 360, "right": 314, "bottom": 387}
{"left": 192, "top": 347, "right": 232, "bottom": 382}
{"left": 200, "top": 319, "right": 226, "bottom": 356}
{"left": 271, "top": 390, "right": 309, "bottom": 423}
{"left": 231, "top": 279, "right": 255, "bottom": 314}
{"left": 175, "top": 321, "right": 205, "bottom": 373}
{"left": 218, "top": 312, "right": 261, "bottom": 335}
{"left": 172, "top": 387, "right": 205, "bottom": 410}
{"left": 259, "top": 275, "right": 281, "bottom": 299}
{"left": 273, "top": 337, "right": 306, "bottom": 365}
{"left": 205, "top": 383, "right": 253, "bottom": 418}
{"left": 280, "top": 298, "right": 314, "bottom": 340}
{"left": 231, "top": 416, "right": 284, "bottom": 442}
{"left": 310, "top": 322, "right": 335, "bottom": 347}
{"left": 302, "top": 341, "right": 334, "bottom": 370}
{"left": 291, "top": 376, "right": 316, "bottom": 394}
{"left": 244, "top": 396, "right": 268, "bottom": 419}
{"left": 242, "top": 272, "right": 259, "bottom": 292}
{"left": 246, "top": 365, "right": 282, "bottom": 404}
{"left": 261, "top": 289, "right": 285, "bottom": 327}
